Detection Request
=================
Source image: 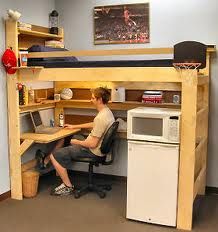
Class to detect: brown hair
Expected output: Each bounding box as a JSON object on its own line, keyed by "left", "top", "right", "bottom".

{"left": 91, "top": 87, "right": 110, "bottom": 104}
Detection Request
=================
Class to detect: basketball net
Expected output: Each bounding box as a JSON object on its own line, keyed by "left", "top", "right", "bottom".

{"left": 173, "top": 63, "right": 201, "bottom": 79}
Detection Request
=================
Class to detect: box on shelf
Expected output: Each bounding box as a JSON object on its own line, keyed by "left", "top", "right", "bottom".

{"left": 142, "top": 91, "right": 163, "bottom": 103}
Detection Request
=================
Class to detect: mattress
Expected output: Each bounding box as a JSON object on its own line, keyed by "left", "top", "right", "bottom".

{"left": 27, "top": 59, "right": 173, "bottom": 68}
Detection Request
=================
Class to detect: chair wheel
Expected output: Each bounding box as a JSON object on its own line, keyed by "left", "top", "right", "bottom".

{"left": 104, "top": 186, "right": 112, "bottom": 191}
{"left": 74, "top": 191, "right": 81, "bottom": 199}
{"left": 99, "top": 191, "right": 106, "bottom": 199}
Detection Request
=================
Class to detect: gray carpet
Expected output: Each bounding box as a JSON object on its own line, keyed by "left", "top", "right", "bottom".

{"left": 0, "top": 173, "right": 218, "bottom": 232}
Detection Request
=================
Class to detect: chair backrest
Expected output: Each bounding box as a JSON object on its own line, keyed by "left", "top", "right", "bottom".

{"left": 100, "top": 121, "right": 119, "bottom": 155}
{"left": 174, "top": 41, "right": 207, "bottom": 69}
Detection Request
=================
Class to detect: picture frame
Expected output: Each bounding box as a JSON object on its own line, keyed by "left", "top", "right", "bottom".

{"left": 94, "top": 3, "right": 150, "bottom": 45}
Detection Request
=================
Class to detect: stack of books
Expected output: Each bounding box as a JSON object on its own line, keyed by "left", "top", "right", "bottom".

{"left": 142, "top": 91, "right": 163, "bottom": 103}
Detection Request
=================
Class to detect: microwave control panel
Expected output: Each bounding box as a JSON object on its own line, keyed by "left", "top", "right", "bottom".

{"left": 168, "top": 116, "right": 180, "bottom": 141}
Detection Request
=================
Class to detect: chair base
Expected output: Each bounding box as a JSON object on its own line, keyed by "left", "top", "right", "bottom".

{"left": 74, "top": 183, "right": 112, "bottom": 199}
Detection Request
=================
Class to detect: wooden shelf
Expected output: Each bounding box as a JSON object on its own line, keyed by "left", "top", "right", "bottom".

{"left": 12, "top": 66, "right": 44, "bottom": 70}
{"left": 18, "top": 28, "right": 63, "bottom": 39}
{"left": 56, "top": 100, "right": 181, "bottom": 111}
{"left": 19, "top": 100, "right": 57, "bottom": 113}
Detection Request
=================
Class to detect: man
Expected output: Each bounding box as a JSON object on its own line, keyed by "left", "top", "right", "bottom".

{"left": 124, "top": 6, "right": 136, "bottom": 27}
{"left": 50, "top": 87, "right": 115, "bottom": 196}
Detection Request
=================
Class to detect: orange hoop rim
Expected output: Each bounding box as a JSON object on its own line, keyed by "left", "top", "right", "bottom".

{"left": 173, "top": 62, "right": 202, "bottom": 68}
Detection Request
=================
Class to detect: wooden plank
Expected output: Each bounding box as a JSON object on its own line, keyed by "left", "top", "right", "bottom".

{"left": 55, "top": 81, "right": 181, "bottom": 92}
{"left": 18, "top": 67, "right": 182, "bottom": 82}
{"left": 6, "top": 20, "right": 23, "bottom": 200}
{"left": 56, "top": 100, "right": 180, "bottom": 111}
{"left": 27, "top": 47, "right": 216, "bottom": 58}
{"left": 28, "top": 48, "right": 174, "bottom": 58}
{"left": 19, "top": 102, "right": 56, "bottom": 113}
{"left": 198, "top": 84, "right": 209, "bottom": 195}
{"left": 18, "top": 28, "right": 63, "bottom": 39}
{"left": 20, "top": 128, "right": 80, "bottom": 144}
{"left": 198, "top": 76, "right": 209, "bottom": 86}
{"left": 195, "top": 137, "right": 207, "bottom": 179}
{"left": 193, "top": 165, "right": 206, "bottom": 201}
{"left": 19, "top": 139, "right": 34, "bottom": 156}
{"left": 177, "top": 73, "right": 198, "bottom": 230}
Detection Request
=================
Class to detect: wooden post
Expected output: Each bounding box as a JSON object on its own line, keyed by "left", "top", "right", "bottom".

{"left": 6, "top": 20, "right": 23, "bottom": 200}
{"left": 177, "top": 71, "right": 198, "bottom": 230}
{"left": 198, "top": 83, "right": 209, "bottom": 195}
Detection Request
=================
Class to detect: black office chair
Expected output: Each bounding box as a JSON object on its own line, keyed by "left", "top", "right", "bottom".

{"left": 73, "top": 121, "right": 119, "bottom": 199}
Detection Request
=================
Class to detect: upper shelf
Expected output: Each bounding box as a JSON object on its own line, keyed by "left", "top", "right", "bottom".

{"left": 56, "top": 100, "right": 181, "bottom": 110}
{"left": 18, "top": 28, "right": 63, "bottom": 39}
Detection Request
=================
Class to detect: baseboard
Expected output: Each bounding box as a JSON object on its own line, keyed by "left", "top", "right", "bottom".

{"left": 0, "top": 191, "right": 11, "bottom": 202}
{"left": 206, "top": 186, "right": 218, "bottom": 195}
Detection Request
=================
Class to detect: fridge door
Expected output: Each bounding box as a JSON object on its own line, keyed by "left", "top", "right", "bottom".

{"left": 127, "top": 140, "right": 179, "bottom": 227}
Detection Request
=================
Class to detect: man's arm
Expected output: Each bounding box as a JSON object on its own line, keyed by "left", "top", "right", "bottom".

{"left": 64, "top": 122, "right": 93, "bottom": 130}
{"left": 71, "top": 135, "right": 99, "bottom": 149}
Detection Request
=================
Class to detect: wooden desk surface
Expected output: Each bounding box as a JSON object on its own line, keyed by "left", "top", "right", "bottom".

{"left": 20, "top": 128, "right": 80, "bottom": 144}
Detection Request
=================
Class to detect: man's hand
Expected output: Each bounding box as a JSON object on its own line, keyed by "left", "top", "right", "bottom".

{"left": 64, "top": 124, "right": 76, "bottom": 129}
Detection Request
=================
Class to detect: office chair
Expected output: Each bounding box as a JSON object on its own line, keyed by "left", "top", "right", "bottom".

{"left": 73, "top": 121, "right": 119, "bottom": 199}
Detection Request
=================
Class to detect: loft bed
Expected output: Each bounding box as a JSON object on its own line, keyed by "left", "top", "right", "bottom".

{"left": 5, "top": 19, "right": 216, "bottom": 231}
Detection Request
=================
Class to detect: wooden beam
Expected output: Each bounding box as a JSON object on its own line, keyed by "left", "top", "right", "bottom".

{"left": 19, "top": 139, "right": 34, "bottom": 156}
{"left": 177, "top": 72, "right": 198, "bottom": 230}
{"left": 6, "top": 20, "right": 23, "bottom": 200}
{"left": 198, "top": 76, "right": 209, "bottom": 86}
{"left": 18, "top": 67, "right": 182, "bottom": 82}
{"left": 193, "top": 165, "right": 206, "bottom": 201}
{"left": 54, "top": 81, "right": 181, "bottom": 92}
{"left": 28, "top": 48, "right": 174, "bottom": 58}
{"left": 198, "top": 84, "right": 209, "bottom": 195}
{"left": 195, "top": 137, "right": 207, "bottom": 180}
{"left": 27, "top": 47, "right": 216, "bottom": 58}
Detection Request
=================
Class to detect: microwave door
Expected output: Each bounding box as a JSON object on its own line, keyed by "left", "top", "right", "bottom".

{"left": 130, "top": 116, "right": 163, "bottom": 141}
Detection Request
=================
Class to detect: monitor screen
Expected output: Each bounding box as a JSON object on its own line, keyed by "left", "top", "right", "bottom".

{"left": 31, "top": 111, "right": 42, "bottom": 127}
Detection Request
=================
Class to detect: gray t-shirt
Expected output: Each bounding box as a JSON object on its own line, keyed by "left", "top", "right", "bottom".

{"left": 88, "top": 106, "right": 115, "bottom": 156}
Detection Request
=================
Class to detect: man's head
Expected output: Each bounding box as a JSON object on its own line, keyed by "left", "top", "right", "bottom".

{"left": 91, "top": 87, "right": 110, "bottom": 110}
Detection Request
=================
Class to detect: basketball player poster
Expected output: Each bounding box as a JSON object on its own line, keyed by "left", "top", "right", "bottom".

{"left": 94, "top": 3, "right": 149, "bottom": 45}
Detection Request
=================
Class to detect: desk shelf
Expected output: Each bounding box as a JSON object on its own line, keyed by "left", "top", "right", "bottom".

{"left": 19, "top": 100, "right": 57, "bottom": 113}
{"left": 56, "top": 100, "right": 181, "bottom": 111}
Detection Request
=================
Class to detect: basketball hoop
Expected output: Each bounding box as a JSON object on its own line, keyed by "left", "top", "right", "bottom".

{"left": 173, "top": 62, "right": 201, "bottom": 78}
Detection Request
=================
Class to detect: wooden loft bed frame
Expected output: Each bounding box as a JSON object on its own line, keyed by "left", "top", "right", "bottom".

{"left": 5, "top": 19, "right": 216, "bottom": 230}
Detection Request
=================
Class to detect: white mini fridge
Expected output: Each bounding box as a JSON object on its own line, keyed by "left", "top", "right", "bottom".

{"left": 127, "top": 140, "right": 179, "bottom": 227}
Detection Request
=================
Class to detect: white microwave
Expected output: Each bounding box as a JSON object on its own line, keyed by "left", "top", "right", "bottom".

{"left": 127, "top": 107, "right": 181, "bottom": 144}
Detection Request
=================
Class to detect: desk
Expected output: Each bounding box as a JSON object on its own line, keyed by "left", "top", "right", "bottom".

{"left": 20, "top": 128, "right": 80, "bottom": 172}
{"left": 21, "top": 128, "right": 80, "bottom": 144}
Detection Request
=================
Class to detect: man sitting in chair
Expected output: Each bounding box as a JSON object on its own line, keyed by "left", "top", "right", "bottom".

{"left": 50, "top": 87, "right": 115, "bottom": 196}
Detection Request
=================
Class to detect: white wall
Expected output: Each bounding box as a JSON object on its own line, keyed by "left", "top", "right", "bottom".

{"left": 0, "top": 0, "right": 55, "bottom": 195}
{"left": 56, "top": 0, "right": 218, "bottom": 186}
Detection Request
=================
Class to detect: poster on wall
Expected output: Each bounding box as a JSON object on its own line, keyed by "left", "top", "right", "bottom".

{"left": 94, "top": 3, "right": 149, "bottom": 45}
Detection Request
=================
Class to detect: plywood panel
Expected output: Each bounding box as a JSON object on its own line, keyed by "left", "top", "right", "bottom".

{"left": 177, "top": 73, "right": 198, "bottom": 230}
